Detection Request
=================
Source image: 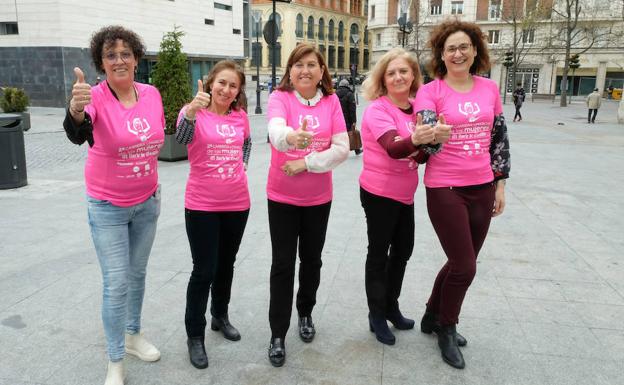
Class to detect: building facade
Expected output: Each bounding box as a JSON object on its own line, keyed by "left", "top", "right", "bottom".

{"left": 368, "top": 0, "right": 624, "bottom": 95}
{"left": 247, "top": 0, "right": 371, "bottom": 81}
{"left": 0, "top": 0, "right": 249, "bottom": 107}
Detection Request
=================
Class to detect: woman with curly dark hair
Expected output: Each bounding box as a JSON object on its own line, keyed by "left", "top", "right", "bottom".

{"left": 414, "top": 19, "right": 510, "bottom": 369}
{"left": 63, "top": 26, "right": 164, "bottom": 385}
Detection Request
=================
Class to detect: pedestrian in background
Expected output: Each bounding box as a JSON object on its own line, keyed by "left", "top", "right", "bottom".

{"left": 63, "top": 25, "right": 164, "bottom": 385}
{"left": 336, "top": 78, "right": 362, "bottom": 154}
{"left": 512, "top": 82, "right": 525, "bottom": 122}
{"left": 175, "top": 60, "right": 251, "bottom": 370}
{"left": 586, "top": 87, "right": 602, "bottom": 123}
{"left": 359, "top": 47, "right": 451, "bottom": 346}
{"left": 265, "top": 43, "right": 349, "bottom": 367}
{"left": 414, "top": 19, "right": 510, "bottom": 369}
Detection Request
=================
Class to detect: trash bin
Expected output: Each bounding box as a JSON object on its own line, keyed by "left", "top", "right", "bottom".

{"left": 0, "top": 113, "right": 28, "bottom": 189}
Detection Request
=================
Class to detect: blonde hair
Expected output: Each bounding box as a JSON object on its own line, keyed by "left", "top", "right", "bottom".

{"left": 361, "top": 48, "right": 422, "bottom": 101}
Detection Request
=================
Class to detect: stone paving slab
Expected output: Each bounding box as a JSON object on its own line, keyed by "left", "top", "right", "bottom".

{"left": 1, "top": 98, "right": 623, "bottom": 385}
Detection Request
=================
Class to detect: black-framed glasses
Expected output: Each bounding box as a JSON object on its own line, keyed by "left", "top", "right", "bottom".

{"left": 444, "top": 43, "right": 472, "bottom": 55}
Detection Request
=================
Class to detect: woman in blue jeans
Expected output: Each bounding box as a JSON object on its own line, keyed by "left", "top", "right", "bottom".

{"left": 63, "top": 25, "right": 164, "bottom": 385}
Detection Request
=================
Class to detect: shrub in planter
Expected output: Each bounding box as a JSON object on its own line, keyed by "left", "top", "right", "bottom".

{"left": 0, "top": 87, "right": 31, "bottom": 131}
{"left": 151, "top": 27, "right": 191, "bottom": 161}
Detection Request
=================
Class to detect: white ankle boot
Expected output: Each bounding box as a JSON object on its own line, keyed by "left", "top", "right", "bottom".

{"left": 104, "top": 360, "right": 124, "bottom": 385}
{"left": 125, "top": 332, "right": 161, "bottom": 362}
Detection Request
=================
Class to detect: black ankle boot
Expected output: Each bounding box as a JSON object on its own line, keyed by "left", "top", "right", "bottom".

{"left": 420, "top": 311, "right": 467, "bottom": 347}
{"left": 268, "top": 337, "right": 286, "bottom": 367}
{"left": 211, "top": 315, "right": 241, "bottom": 341}
{"left": 298, "top": 316, "right": 316, "bottom": 343}
{"left": 438, "top": 324, "right": 465, "bottom": 369}
{"left": 368, "top": 313, "right": 396, "bottom": 345}
{"left": 386, "top": 309, "right": 415, "bottom": 330}
{"left": 187, "top": 337, "right": 208, "bottom": 369}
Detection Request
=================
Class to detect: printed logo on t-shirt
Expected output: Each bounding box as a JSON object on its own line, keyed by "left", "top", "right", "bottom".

{"left": 405, "top": 121, "right": 416, "bottom": 134}
{"left": 298, "top": 114, "right": 320, "bottom": 131}
{"left": 216, "top": 124, "right": 237, "bottom": 138}
{"left": 127, "top": 117, "right": 153, "bottom": 142}
{"left": 458, "top": 102, "right": 481, "bottom": 123}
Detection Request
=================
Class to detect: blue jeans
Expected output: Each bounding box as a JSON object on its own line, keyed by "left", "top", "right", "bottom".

{"left": 87, "top": 186, "right": 161, "bottom": 361}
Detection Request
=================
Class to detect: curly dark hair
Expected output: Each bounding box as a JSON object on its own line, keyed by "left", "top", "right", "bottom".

{"left": 277, "top": 43, "right": 334, "bottom": 95}
{"left": 90, "top": 25, "right": 146, "bottom": 74}
{"left": 427, "top": 19, "right": 490, "bottom": 79}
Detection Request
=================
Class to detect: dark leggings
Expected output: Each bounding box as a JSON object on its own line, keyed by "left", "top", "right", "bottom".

{"left": 360, "top": 187, "right": 414, "bottom": 318}
{"left": 425, "top": 183, "right": 495, "bottom": 325}
{"left": 268, "top": 199, "right": 332, "bottom": 339}
{"left": 514, "top": 106, "right": 522, "bottom": 120}
{"left": 184, "top": 208, "right": 249, "bottom": 338}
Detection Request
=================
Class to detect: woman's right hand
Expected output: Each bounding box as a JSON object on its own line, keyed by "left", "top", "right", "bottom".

{"left": 69, "top": 67, "right": 91, "bottom": 116}
{"left": 186, "top": 80, "right": 211, "bottom": 119}
{"left": 411, "top": 113, "right": 435, "bottom": 146}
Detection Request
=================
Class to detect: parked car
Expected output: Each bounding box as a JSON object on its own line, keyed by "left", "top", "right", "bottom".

{"left": 260, "top": 77, "right": 281, "bottom": 92}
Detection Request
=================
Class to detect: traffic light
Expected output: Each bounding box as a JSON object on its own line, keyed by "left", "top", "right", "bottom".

{"left": 503, "top": 51, "right": 514, "bottom": 68}
{"left": 569, "top": 54, "right": 580, "bottom": 70}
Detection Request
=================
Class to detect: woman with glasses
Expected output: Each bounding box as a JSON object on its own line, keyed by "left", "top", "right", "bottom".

{"left": 63, "top": 26, "right": 164, "bottom": 385}
{"left": 175, "top": 61, "right": 251, "bottom": 370}
{"left": 414, "top": 19, "right": 510, "bottom": 369}
{"left": 266, "top": 43, "right": 349, "bottom": 367}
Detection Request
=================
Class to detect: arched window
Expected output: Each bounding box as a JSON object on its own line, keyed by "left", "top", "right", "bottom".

{"left": 307, "top": 16, "right": 315, "bottom": 39}
{"left": 350, "top": 23, "right": 359, "bottom": 42}
{"left": 328, "top": 20, "right": 335, "bottom": 41}
{"left": 338, "top": 21, "right": 344, "bottom": 42}
{"left": 364, "top": 26, "right": 369, "bottom": 45}
{"left": 296, "top": 14, "right": 303, "bottom": 38}
{"left": 318, "top": 18, "right": 325, "bottom": 41}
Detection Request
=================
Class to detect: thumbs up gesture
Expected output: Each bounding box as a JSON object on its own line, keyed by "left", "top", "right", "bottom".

{"left": 186, "top": 79, "right": 211, "bottom": 119}
{"left": 411, "top": 113, "right": 435, "bottom": 146}
{"left": 433, "top": 113, "right": 452, "bottom": 144}
{"left": 70, "top": 67, "right": 91, "bottom": 115}
{"left": 287, "top": 119, "right": 314, "bottom": 149}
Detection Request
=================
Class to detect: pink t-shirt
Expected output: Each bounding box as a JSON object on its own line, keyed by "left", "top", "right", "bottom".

{"left": 84, "top": 81, "right": 165, "bottom": 207}
{"left": 414, "top": 76, "right": 502, "bottom": 188}
{"left": 359, "top": 96, "right": 420, "bottom": 204}
{"left": 266, "top": 90, "right": 346, "bottom": 206}
{"left": 178, "top": 106, "right": 251, "bottom": 212}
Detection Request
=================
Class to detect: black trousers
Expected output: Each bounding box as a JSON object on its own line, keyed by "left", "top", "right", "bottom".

{"left": 268, "top": 199, "right": 332, "bottom": 339}
{"left": 514, "top": 106, "right": 522, "bottom": 120}
{"left": 184, "top": 208, "right": 249, "bottom": 338}
{"left": 588, "top": 109, "right": 598, "bottom": 122}
{"left": 360, "top": 187, "right": 414, "bottom": 318}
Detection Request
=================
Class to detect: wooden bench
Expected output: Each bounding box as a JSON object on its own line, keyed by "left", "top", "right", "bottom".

{"left": 531, "top": 93, "right": 556, "bottom": 102}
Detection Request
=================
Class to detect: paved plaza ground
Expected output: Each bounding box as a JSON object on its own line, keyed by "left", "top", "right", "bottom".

{"left": 1, "top": 95, "right": 623, "bottom": 385}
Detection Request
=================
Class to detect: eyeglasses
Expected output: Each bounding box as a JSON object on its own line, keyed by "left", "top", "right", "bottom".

{"left": 444, "top": 43, "right": 472, "bottom": 55}
{"left": 103, "top": 51, "right": 134, "bottom": 63}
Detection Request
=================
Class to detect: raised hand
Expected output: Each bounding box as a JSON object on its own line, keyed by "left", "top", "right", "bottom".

{"left": 287, "top": 119, "right": 314, "bottom": 149}
{"left": 433, "top": 113, "right": 452, "bottom": 144}
{"left": 186, "top": 79, "right": 212, "bottom": 119}
{"left": 70, "top": 67, "right": 91, "bottom": 115}
{"left": 411, "top": 113, "right": 435, "bottom": 146}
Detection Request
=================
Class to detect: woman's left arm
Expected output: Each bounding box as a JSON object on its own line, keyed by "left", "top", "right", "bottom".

{"left": 490, "top": 113, "right": 510, "bottom": 217}
{"left": 304, "top": 132, "right": 349, "bottom": 173}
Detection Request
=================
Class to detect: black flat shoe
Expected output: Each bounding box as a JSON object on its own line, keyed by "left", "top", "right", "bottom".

{"left": 187, "top": 337, "right": 208, "bottom": 369}
{"left": 368, "top": 313, "right": 395, "bottom": 345}
{"left": 438, "top": 324, "right": 465, "bottom": 369}
{"left": 211, "top": 315, "right": 241, "bottom": 341}
{"left": 268, "top": 337, "right": 286, "bottom": 367}
{"left": 298, "top": 316, "right": 316, "bottom": 343}
{"left": 386, "top": 309, "right": 415, "bottom": 330}
{"left": 420, "top": 311, "right": 467, "bottom": 347}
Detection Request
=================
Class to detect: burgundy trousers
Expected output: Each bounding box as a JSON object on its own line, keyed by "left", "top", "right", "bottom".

{"left": 425, "top": 183, "right": 495, "bottom": 325}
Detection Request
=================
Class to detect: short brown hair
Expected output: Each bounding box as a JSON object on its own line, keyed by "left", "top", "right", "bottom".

{"left": 427, "top": 19, "right": 490, "bottom": 79}
{"left": 361, "top": 47, "right": 422, "bottom": 101}
{"left": 90, "top": 25, "right": 145, "bottom": 74}
{"left": 277, "top": 43, "right": 334, "bottom": 95}
{"left": 204, "top": 60, "right": 247, "bottom": 112}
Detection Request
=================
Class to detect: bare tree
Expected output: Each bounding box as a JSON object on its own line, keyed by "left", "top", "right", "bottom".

{"left": 546, "top": 0, "right": 612, "bottom": 106}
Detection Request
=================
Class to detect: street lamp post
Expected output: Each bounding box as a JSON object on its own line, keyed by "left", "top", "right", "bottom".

{"left": 252, "top": 11, "right": 262, "bottom": 114}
